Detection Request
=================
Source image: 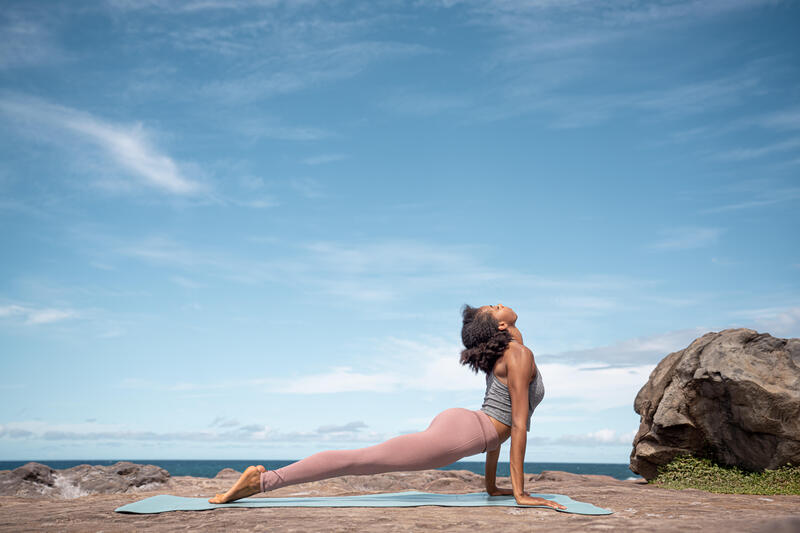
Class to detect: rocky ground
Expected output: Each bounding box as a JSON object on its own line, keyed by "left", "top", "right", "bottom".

{"left": 0, "top": 466, "right": 798, "bottom": 532}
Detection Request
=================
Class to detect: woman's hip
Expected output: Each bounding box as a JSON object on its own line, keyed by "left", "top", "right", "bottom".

{"left": 429, "top": 408, "right": 500, "bottom": 453}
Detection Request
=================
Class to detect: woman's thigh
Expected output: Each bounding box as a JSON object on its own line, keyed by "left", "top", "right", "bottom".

{"left": 356, "top": 408, "right": 486, "bottom": 471}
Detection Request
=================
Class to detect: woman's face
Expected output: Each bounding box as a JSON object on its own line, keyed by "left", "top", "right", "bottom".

{"left": 480, "top": 303, "right": 517, "bottom": 327}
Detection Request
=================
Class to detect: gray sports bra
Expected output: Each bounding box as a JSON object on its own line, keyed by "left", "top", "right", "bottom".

{"left": 480, "top": 367, "right": 544, "bottom": 431}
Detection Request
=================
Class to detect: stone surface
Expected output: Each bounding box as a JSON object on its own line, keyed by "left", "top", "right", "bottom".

{"left": 0, "top": 469, "right": 798, "bottom": 532}
{"left": 630, "top": 328, "right": 800, "bottom": 480}
{"left": 0, "top": 462, "right": 170, "bottom": 499}
{"left": 0, "top": 463, "right": 56, "bottom": 498}
{"left": 214, "top": 468, "right": 242, "bottom": 479}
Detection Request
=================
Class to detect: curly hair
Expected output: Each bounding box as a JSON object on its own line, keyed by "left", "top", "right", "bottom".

{"left": 459, "top": 304, "right": 513, "bottom": 374}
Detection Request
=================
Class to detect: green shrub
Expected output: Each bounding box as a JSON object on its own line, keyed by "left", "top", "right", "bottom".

{"left": 651, "top": 455, "right": 800, "bottom": 495}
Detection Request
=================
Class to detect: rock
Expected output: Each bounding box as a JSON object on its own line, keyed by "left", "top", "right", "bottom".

{"left": 422, "top": 476, "right": 468, "bottom": 491}
{"left": 0, "top": 461, "right": 170, "bottom": 499}
{"left": 214, "top": 468, "right": 242, "bottom": 479}
{"left": 754, "top": 516, "right": 800, "bottom": 533}
{"left": 535, "top": 471, "right": 589, "bottom": 482}
{"left": 0, "top": 462, "right": 57, "bottom": 497}
{"left": 630, "top": 328, "right": 800, "bottom": 480}
{"left": 62, "top": 462, "right": 170, "bottom": 496}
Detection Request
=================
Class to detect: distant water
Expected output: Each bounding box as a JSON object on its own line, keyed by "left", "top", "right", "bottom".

{"left": 0, "top": 460, "right": 639, "bottom": 480}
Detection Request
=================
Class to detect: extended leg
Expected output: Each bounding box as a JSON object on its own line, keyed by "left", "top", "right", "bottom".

{"left": 261, "top": 408, "right": 487, "bottom": 492}
{"left": 209, "top": 408, "right": 490, "bottom": 503}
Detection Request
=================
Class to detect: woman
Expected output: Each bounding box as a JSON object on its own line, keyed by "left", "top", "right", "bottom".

{"left": 210, "top": 303, "right": 565, "bottom": 510}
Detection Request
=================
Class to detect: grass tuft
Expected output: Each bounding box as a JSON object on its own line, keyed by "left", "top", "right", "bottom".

{"left": 650, "top": 455, "right": 800, "bottom": 495}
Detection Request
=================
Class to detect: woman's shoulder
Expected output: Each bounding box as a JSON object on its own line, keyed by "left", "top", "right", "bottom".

{"left": 504, "top": 342, "right": 534, "bottom": 369}
{"left": 506, "top": 341, "right": 533, "bottom": 358}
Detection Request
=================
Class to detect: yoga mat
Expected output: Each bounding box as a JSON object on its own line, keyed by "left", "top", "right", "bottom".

{"left": 115, "top": 490, "right": 612, "bottom": 515}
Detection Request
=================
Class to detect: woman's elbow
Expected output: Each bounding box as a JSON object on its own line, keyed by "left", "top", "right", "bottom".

{"left": 511, "top": 422, "right": 527, "bottom": 434}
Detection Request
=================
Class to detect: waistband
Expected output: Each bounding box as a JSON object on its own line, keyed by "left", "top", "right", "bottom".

{"left": 473, "top": 410, "right": 500, "bottom": 453}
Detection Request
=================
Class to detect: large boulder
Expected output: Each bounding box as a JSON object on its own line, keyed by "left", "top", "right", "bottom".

{"left": 0, "top": 461, "right": 170, "bottom": 498}
{"left": 630, "top": 328, "right": 800, "bottom": 480}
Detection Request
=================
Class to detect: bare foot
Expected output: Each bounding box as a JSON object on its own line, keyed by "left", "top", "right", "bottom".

{"left": 209, "top": 465, "right": 265, "bottom": 504}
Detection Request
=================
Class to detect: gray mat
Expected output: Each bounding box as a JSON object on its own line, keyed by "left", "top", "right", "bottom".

{"left": 115, "top": 490, "right": 613, "bottom": 515}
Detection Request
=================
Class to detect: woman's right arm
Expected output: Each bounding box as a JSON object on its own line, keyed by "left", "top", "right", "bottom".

{"left": 505, "top": 346, "right": 533, "bottom": 503}
{"left": 507, "top": 346, "right": 566, "bottom": 511}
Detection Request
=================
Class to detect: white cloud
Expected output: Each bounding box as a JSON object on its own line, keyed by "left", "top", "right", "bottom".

{"left": 0, "top": 304, "right": 78, "bottom": 325}
{"left": 170, "top": 276, "right": 205, "bottom": 289}
{"left": 0, "top": 305, "right": 26, "bottom": 318}
{"left": 0, "top": 94, "right": 203, "bottom": 195}
{"left": 117, "top": 236, "right": 286, "bottom": 285}
{"left": 718, "top": 137, "right": 800, "bottom": 161}
{"left": 290, "top": 177, "right": 326, "bottom": 199}
{"left": 732, "top": 306, "right": 800, "bottom": 338}
{"left": 603, "top": 0, "right": 778, "bottom": 26}
{"left": 425, "top": 0, "right": 773, "bottom": 129}
{"left": 461, "top": 0, "right": 777, "bottom": 32}
{"left": 209, "top": 416, "right": 240, "bottom": 428}
{"left": 200, "top": 41, "right": 432, "bottom": 103}
{"left": 648, "top": 226, "right": 723, "bottom": 251}
{"left": 256, "top": 332, "right": 671, "bottom": 410}
{"left": 538, "top": 363, "right": 654, "bottom": 409}
{"left": 107, "top": 0, "right": 325, "bottom": 14}
{"left": 111, "top": 235, "right": 657, "bottom": 310}
{"left": 700, "top": 187, "right": 800, "bottom": 214}
{"left": 238, "top": 120, "right": 331, "bottom": 141}
{"left": 127, "top": 333, "right": 660, "bottom": 411}
{"left": 235, "top": 196, "right": 280, "bottom": 209}
{"left": 267, "top": 337, "right": 486, "bottom": 393}
{"left": 0, "top": 12, "right": 65, "bottom": 69}
{"left": 555, "top": 428, "right": 638, "bottom": 446}
{"left": 274, "top": 367, "right": 404, "bottom": 394}
{"left": 541, "top": 326, "right": 709, "bottom": 367}
{"left": 0, "top": 418, "right": 387, "bottom": 444}
{"left": 757, "top": 107, "right": 800, "bottom": 131}
{"left": 25, "top": 308, "right": 77, "bottom": 325}
{"left": 317, "top": 421, "right": 368, "bottom": 433}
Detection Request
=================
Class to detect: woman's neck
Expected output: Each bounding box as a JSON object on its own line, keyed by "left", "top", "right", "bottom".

{"left": 508, "top": 326, "right": 523, "bottom": 345}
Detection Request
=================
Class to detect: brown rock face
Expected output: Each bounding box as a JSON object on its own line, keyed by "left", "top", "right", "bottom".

{"left": 630, "top": 328, "right": 800, "bottom": 480}
{"left": 0, "top": 461, "right": 170, "bottom": 498}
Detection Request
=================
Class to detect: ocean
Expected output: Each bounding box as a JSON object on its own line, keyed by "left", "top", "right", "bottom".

{"left": 0, "top": 460, "right": 640, "bottom": 480}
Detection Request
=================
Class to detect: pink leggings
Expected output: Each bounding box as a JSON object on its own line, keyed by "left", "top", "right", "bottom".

{"left": 260, "top": 408, "right": 500, "bottom": 493}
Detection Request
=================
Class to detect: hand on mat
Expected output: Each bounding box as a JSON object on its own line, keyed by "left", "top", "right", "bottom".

{"left": 515, "top": 494, "right": 567, "bottom": 511}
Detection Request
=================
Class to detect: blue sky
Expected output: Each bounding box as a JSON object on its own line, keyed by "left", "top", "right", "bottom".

{"left": 0, "top": 0, "right": 798, "bottom": 464}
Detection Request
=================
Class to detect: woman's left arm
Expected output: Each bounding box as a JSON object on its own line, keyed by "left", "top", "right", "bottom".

{"left": 484, "top": 445, "right": 509, "bottom": 495}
